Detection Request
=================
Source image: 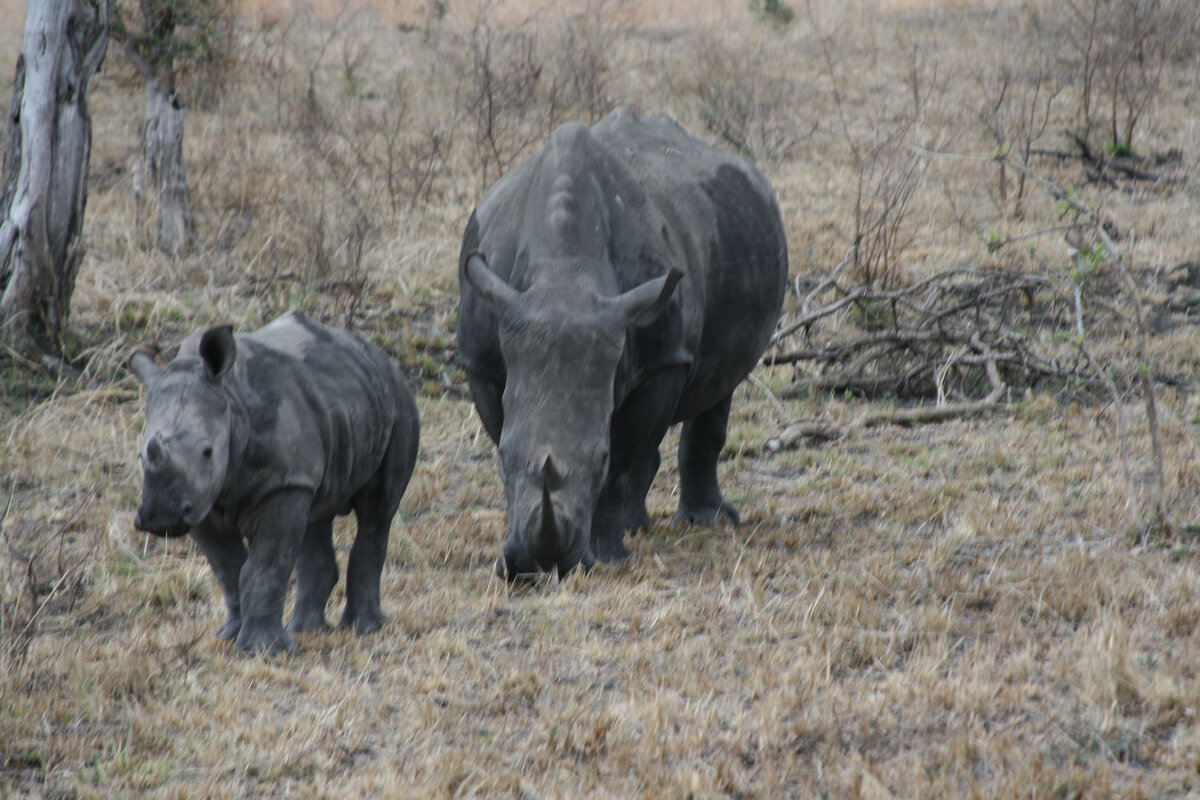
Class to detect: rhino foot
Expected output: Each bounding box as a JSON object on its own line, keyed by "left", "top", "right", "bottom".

{"left": 235, "top": 624, "right": 296, "bottom": 655}
{"left": 216, "top": 616, "right": 242, "bottom": 643}
{"left": 288, "top": 612, "right": 331, "bottom": 635}
{"left": 496, "top": 556, "right": 547, "bottom": 584}
{"left": 619, "top": 506, "right": 652, "bottom": 536}
{"left": 593, "top": 533, "right": 632, "bottom": 564}
{"left": 340, "top": 606, "right": 386, "bottom": 635}
{"left": 675, "top": 501, "right": 740, "bottom": 528}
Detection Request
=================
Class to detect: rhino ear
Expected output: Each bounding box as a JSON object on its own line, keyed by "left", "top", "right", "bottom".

{"left": 199, "top": 325, "right": 236, "bottom": 381}
{"left": 610, "top": 268, "right": 683, "bottom": 328}
{"left": 462, "top": 250, "right": 521, "bottom": 312}
{"left": 128, "top": 350, "right": 162, "bottom": 385}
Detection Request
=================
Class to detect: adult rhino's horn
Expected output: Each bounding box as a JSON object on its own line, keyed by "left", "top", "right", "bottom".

{"left": 541, "top": 453, "right": 565, "bottom": 491}
{"left": 534, "top": 459, "right": 561, "bottom": 566}
{"left": 540, "top": 480, "right": 559, "bottom": 540}
{"left": 610, "top": 268, "right": 684, "bottom": 328}
{"left": 462, "top": 250, "right": 521, "bottom": 311}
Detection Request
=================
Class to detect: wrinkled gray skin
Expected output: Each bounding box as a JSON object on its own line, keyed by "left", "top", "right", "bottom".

{"left": 130, "top": 311, "right": 419, "bottom": 654}
{"left": 457, "top": 107, "right": 787, "bottom": 579}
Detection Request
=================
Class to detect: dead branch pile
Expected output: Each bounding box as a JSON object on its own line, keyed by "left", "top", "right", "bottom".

{"left": 1030, "top": 131, "right": 1194, "bottom": 191}
{"left": 766, "top": 259, "right": 1097, "bottom": 406}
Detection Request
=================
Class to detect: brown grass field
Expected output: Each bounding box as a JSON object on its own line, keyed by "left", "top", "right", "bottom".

{"left": 3, "top": 0, "right": 1200, "bottom": 797}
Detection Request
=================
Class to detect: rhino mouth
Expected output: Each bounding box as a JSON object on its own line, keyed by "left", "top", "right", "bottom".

{"left": 137, "top": 522, "right": 192, "bottom": 538}
{"left": 138, "top": 525, "right": 189, "bottom": 537}
{"left": 134, "top": 506, "right": 197, "bottom": 538}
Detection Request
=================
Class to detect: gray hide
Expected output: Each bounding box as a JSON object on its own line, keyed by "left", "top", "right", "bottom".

{"left": 457, "top": 107, "right": 788, "bottom": 579}
{"left": 130, "top": 311, "right": 419, "bottom": 654}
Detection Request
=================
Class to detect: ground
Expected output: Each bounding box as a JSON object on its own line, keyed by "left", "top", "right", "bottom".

{"left": 2, "top": 1, "right": 1200, "bottom": 797}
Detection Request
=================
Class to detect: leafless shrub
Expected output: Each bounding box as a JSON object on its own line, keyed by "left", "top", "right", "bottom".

{"left": 463, "top": 7, "right": 550, "bottom": 189}
{"left": 328, "top": 71, "right": 454, "bottom": 215}
{"left": 0, "top": 484, "right": 96, "bottom": 670}
{"left": 672, "top": 35, "right": 809, "bottom": 163}
{"left": 847, "top": 118, "right": 926, "bottom": 290}
{"left": 1053, "top": 0, "right": 1198, "bottom": 153}
{"left": 545, "top": 0, "right": 623, "bottom": 124}
{"left": 999, "top": 155, "right": 1171, "bottom": 536}
{"left": 976, "top": 29, "right": 1063, "bottom": 219}
{"left": 230, "top": 5, "right": 468, "bottom": 323}
{"left": 808, "top": 14, "right": 933, "bottom": 289}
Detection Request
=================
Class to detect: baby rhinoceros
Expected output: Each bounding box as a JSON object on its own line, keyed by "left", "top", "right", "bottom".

{"left": 130, "top": 311, "right": 419, "bottom": 655}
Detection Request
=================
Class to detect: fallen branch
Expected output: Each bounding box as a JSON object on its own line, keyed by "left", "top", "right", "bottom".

{"left": 768, "top": 265, "right": 1080, "bottom": 402}
{"left": 767, "top": 358, "right": 1007, "bottom": 452}
{"left": 1063, "top": 130, "right": 1190, "bottom": 187}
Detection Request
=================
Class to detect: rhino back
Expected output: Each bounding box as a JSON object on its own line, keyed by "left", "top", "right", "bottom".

{"left": 458, "top": 108, "right": 787, "bottom": 418}
{"left": 225, "top": 312, "right": 408, "bottom": 517}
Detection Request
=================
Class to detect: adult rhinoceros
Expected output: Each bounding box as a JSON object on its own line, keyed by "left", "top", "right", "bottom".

{"left": 457, "top": 107, "right": 787, "bottom": 579}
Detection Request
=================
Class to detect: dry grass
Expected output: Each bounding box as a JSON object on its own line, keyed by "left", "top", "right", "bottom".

{"left": 4, "top": 0, "right": 1200, "bottom": 797}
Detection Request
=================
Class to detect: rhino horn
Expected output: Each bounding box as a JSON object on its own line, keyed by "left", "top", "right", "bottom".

{"left": 534, "top": 455, "right": 562, "bottom": 564}
{"left": 463, "top": 250, "right": 521, "bottom": 312}
{"left": 145, "top": 435, "right": 165, "bottom": 468}
{"left": 541, "top": 452, "right": 564, "bottom": 491}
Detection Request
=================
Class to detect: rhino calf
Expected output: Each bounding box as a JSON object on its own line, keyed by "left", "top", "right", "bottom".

{"left": 130, "top": 311, "right": 419, "bottom": 654}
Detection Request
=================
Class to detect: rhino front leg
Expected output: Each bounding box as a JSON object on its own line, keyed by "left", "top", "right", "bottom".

{"left": 592, "top": 450, "right": 660, "bottom": 563}
{"left": 676, "top": 393, "right": 739, "bottom": 526}
{"left": 189, "top": 520, "right": 247, "bottom": 642}
{"left": 289, "top": 515, "right": 337, "bottom": 634}
{"left": 235, "top": 489, "right": 310, "bottom": 655}
{"left": 592, "top": 368, "right": 684, "bottom": 562}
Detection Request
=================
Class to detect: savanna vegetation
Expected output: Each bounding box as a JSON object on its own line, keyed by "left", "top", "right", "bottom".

{"left": 3, "top": 0, "right": 1200, "bottom": 796}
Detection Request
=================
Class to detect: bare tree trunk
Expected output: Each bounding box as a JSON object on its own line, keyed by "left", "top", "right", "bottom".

{"left": 115, "top": 0, "right": 197, "bottom": 258}
{"left": 0, "top": 0, "right": 112, "bottom": 353}
{"left": 140, "top": 77, "right": 194, "bottom": 255}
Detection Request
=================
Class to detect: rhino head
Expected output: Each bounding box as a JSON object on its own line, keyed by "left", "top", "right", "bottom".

{"left": 463, "top": 251, "right": 681, "bottom": 578}
{"left": 129, "top": 326, "right": 237, "bottom": 537}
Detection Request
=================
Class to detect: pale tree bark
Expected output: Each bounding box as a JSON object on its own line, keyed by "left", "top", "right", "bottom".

{"left": 115, "top": 1, "right": 197, "bottom": 257}
{"left": 139, "top": 75, "right": 194, "bottom": 255}
{"left": 0, "top": 0, "right": 113, "bottom": 352}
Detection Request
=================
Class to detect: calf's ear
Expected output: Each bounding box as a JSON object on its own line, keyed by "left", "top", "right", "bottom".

{"left": 462, "top": 250, "right": 521, "bottom": 312}
{"left": 199, "top": 326, "right": 237, "bottom": 381}
{"left": 610, "top": 268, "right": 683, "bottom": 328}
{"left": 128, "top": 350, "right": 162, "bottom": 385}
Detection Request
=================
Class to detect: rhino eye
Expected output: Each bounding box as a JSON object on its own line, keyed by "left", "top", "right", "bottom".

{"left": 202, "top": 446, "right": 213, "bottom": 460}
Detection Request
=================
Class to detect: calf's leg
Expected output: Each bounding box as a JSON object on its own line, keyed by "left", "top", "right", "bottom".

{"left": 190, "top": 520, "right": 246, "bottom": 642}
{"left": 342, "top": 410, "right": 418, "bottom": 633}
{"left": 235, "top": 489, "right": 310, "bottom": 655}
{"left": 289, "top": 515, "right": 337, "bottom": 634}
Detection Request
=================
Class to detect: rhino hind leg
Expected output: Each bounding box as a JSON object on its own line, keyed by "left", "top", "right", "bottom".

{"left": 341, "top": 409, "right": 418, "bottom": 634}
{"left": 340, "top": 514, "right": 390, "bottom": 634}
{"left": 676, "top": 394, "right": 740, "bottom": 527}
{"left": 289, "top": 515, "right": 338, "bottom": 634}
